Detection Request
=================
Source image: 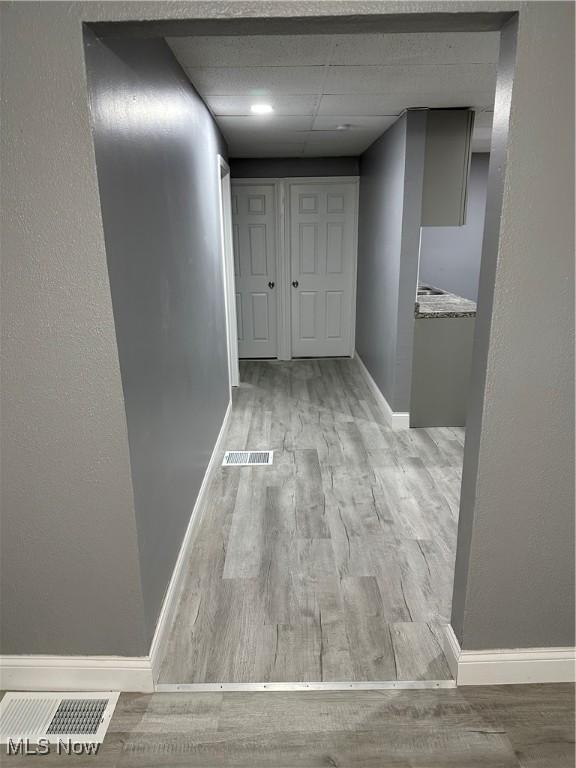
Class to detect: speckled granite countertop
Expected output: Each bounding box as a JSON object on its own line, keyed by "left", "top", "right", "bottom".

{"left": 415, "top": 285, "right": 477, "bottom": 318}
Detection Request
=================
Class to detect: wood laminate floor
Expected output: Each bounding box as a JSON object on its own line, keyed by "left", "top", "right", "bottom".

{"left": 159, "top": 358, "right": 464, "bottom": 684}
{"left": 3, "top": 685, "right": 573, "bottom": 767}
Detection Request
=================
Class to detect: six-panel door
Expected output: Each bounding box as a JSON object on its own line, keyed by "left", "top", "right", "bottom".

{"left": 289, "top": 183, "right": 357, "bottom": 357}
{"left": 231, "top": 184, "right": 278, "bottom": 358}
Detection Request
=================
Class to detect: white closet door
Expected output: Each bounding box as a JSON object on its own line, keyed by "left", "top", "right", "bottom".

{"left": 289, "top": 182, "right": 357, "bottom": 357}
{"left": 231, "top": 184, "right": 278, "bottom": 358}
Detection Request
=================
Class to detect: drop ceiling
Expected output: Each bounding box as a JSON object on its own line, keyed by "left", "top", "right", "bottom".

{"left": 167, "top": 32, "right": 498, "bottom": 158}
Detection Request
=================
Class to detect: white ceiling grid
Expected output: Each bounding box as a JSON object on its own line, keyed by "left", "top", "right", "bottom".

{"left": 167, "top": 32, "right": 499, "bottom": 157}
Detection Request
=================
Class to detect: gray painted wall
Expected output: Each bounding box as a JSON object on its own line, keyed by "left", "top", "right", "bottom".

{"left": 230, "top": 157, "right": 359, "bottom": 178}
{"left": 1, "top": 0, "right": 572, "bottom": 658}
{"left": 355, "top": 111, "right": 426, "bottom": 412}
{"left": 419, "top": 154, "right": 489, "bottom": 301}
{"left": 451, "top": 5, "right": 575, "bottom": 650}
{"left": 0, "top": 6, "right": 147, "bottom": 655}
{"left": 84, "top": 32, "right": 230, "bottom": 646}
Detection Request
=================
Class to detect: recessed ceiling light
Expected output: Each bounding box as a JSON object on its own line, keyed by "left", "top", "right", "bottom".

{"left": 251, "top": 104, "right": 274, "bottom": 115}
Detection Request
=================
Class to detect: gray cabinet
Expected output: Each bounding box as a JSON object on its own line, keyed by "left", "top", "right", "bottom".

{"left": 421, "top": 109, "right": 474, "bottom": 227}
{"left": 410, "top": 316, "right": 475, "bottom": 428}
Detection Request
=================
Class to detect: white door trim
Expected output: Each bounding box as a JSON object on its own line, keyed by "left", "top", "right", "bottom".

{"left": 217, "top": 156, "right": 239, "bottom": 388}
{"left": 443, "top": 625, "right": 576, "bottom": 685}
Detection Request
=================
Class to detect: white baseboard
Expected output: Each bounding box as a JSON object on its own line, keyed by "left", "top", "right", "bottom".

{"left": 0, "top": 655, "right": 154, "bottom": 693}
{"left": 442, "top": 623, "right": 461, "bottom": 681}
{"left": 443, "top": 625, "right": 576, "bottom": 685}
{"left": 0, "top": 400, "right": 233, "bottom": 694}
{"left": 354, "top": 352, "right": 410, "bottom": 429}
{"left": 149, "top": 398, "right": 232, "bottom": 681}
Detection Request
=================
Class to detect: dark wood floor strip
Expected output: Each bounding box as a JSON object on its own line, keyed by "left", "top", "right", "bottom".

{"left": 3, "top": 685, "right": 573, "bottom": 767}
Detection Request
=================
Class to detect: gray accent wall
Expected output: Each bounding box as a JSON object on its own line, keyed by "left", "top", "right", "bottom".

{"left": 419, "top": 153, "right": 489, "bottom": 301}
{"left": 84, "top": 31, "right": 230, "bottom": 645}
{"left": 355, "top": 111, "right": 426, "bottom": 412}
{"left": 451, "top": 6, "right": 575, "bottom": 650}
{"left": 230, "top": 157, "right": 359, "bottom": 178}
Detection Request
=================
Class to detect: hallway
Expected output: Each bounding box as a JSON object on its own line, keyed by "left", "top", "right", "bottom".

{"left": 158, "top": 358, "right": 462, "bottom": 684}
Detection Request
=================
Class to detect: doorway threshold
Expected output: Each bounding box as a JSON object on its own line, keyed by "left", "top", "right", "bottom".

{"left": 156, "top": 680, "right": 456, "bottom": 693}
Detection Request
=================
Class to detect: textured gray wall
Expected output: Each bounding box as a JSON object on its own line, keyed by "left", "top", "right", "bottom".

{"left": 355, "top": 117, "right": 406, "bottom": 409}
{"left": 355, "top": 111, "right": 426, "bottom": 412}
{"left": 0, "top": 6, "right": 147, "bottom": 655}
{"left": 230, "top": 157, "right": 359, "bottom": 178}
{"left": 84, "top": 31, "right": 230, "bottom": 645}
{"left": 419, "top": 154, "right": 489, "bottom": 301}
{"left": 395, "top": 111, "right": 427, "bottom": 410}
{"left": 451, "top": 5, "right": 575, "bottom": 650}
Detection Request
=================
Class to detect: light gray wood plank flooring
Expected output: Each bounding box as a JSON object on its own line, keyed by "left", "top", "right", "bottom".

{"left": 4, "top": 685, "right": 573, "bottom": 767}
{"left": 159, "top": 358, "right": 464, "bottom": 683}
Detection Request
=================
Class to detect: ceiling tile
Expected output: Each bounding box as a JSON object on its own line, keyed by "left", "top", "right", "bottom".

{"left": 305, "top": 129, "right": 378, "bottom": 143}
{"left": 301, "top": 143, "right": 369, "bottom": 157}
{"left": 324, "top": 63, "right": 497, "bottom": 95}
{"left": 168, "top": 31, "right": 498, "bottom": 158}
{"left": 206, "top": 94, "right": 318, "bottom": 116}
{"left": 184, "top": 66, "right": 326, "bottom": 95}
{"left": 167, "top": 35, "right": 332, "bottom": 67}
{"left": 226, "top": 130, "right": 313, "bottom": 145}
{"left": 218, "top": 116, "right": 314, "bottom": 135}
{"left": 305, "top": 131, "right": 378, "bottom": 155}
{"left": 317, "top": 94, "right": 404, "bottom": 116}
{"left": 230, "top": 142, "right": 306, "bottom": 158}
{"left": 317, "top": 92, "right": 494, "bottom": 116}
{"left": 312, "top": 114, "right": 398, "bottom": 132}
{"left": 329, "top": 32, "right": 500, "bottom": 66}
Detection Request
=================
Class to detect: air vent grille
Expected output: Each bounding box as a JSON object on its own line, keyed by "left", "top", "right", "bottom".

{"left": 0, "top": 692, "right": 119, "bottom": 744}
{"left": 46, "top": 698, "right": 108, "bottom": 735}
{"left": 223, "top": 450, "right": 273, "bottom": 466}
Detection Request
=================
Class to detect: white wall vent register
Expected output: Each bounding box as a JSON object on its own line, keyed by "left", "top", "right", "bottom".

{"left": 222, "top": 450, "right": 274, "bottom": 466}
{"left": 0, "top": 691, "right": 119, "bottom": 744}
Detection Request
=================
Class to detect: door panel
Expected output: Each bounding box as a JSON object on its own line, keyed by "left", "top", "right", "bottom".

{"left": 251, "top": 293, "right": 270, "bottom": 340}
{"left": 299, "top": 292, "right": 317, "bottom": 339}
{"left": 231, "top": 184, "right": 278, "bottom": 358}
{"left": 326, "top": 291, "right": 344, "bottom": 339}
{"left": 299, "top": 223, "right": 318, "bottom": 274}
{"left": 289, "top": 182, "right": 357, "bottom": 357}
{"left": 326, "top": 223, "right": 344, "bottom": 273}
{"left": 248, "top": 225, "right": 267, "bottom": 275}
